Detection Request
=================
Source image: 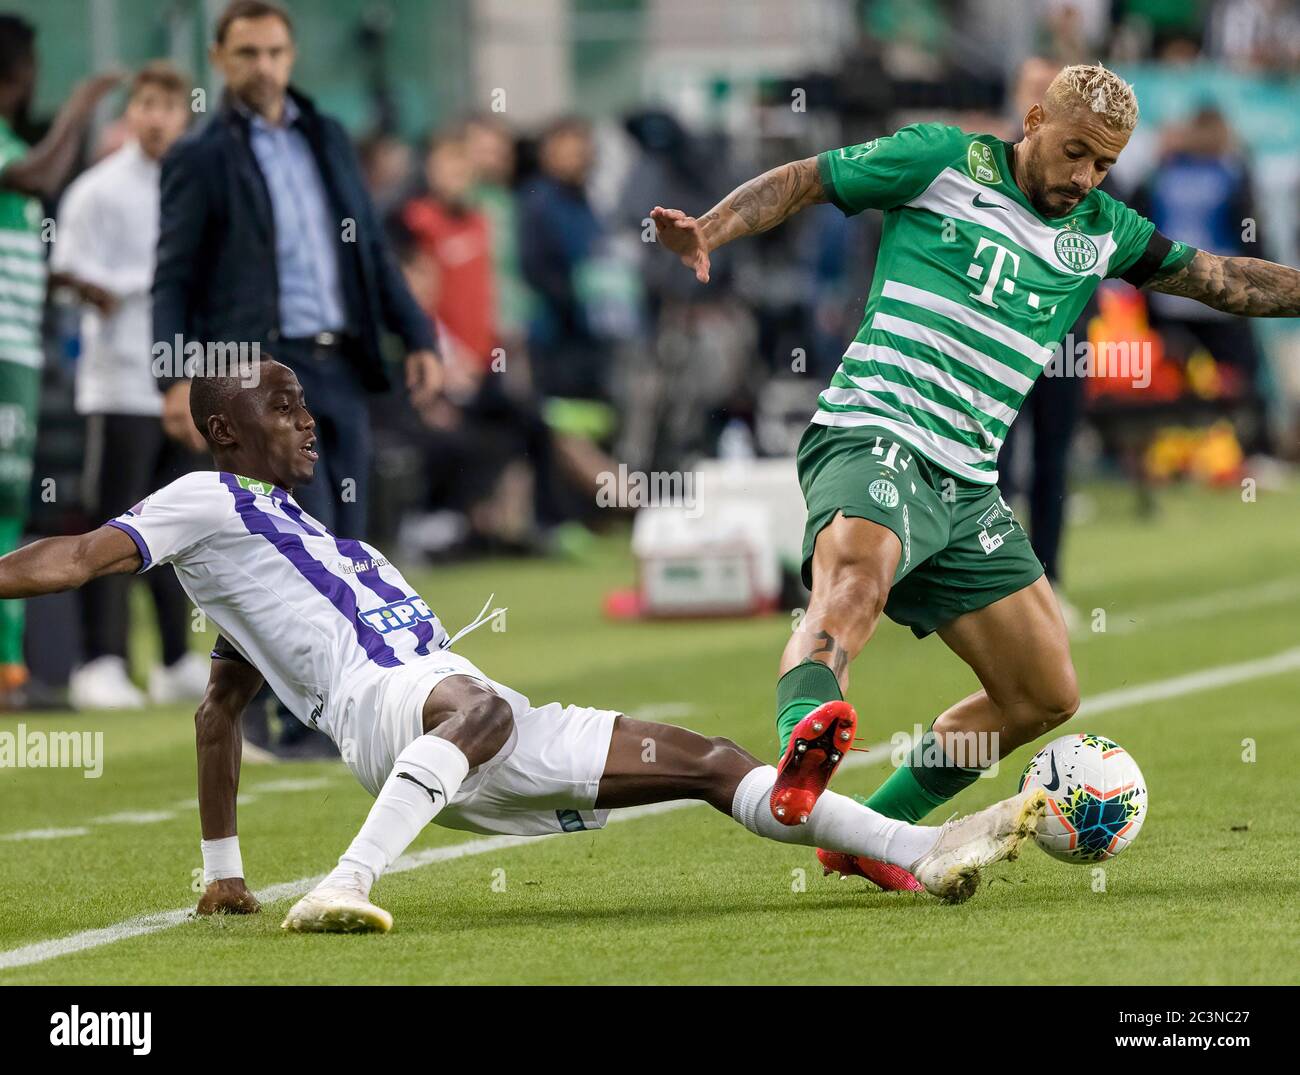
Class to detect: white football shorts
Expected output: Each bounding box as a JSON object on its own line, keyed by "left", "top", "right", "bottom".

{"left": 329, "top": 651, "right": 618, "bottom": 837}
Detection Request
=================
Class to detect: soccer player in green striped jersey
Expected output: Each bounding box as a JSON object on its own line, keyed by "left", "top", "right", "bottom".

{"left": 0, "top": 16, "right": 118, "bottom": 704}
{"left": 652, "top": 63, "right": 1300, "bottom": 886}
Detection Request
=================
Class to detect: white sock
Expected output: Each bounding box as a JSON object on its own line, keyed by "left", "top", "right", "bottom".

{"left": 730, "top": 765, "right": 939, "bottom": 868}
{"left": 323, "top": 735, "right": 470, "bottom": 895}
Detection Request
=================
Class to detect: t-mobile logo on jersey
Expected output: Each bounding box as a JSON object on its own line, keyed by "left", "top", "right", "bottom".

{"left": 966, "top": 236, "right": 1022, "bottom": 309}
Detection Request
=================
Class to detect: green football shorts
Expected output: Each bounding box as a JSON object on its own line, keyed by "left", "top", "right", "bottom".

{"left": 797, "top": 423, "right": 1044, "bottom": 638}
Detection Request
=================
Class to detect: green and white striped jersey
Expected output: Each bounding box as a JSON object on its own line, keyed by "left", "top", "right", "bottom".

{"left": 815, "top": 123, "right": 1195, "bottom": 484}
{"left": 0, "top": 117, "right": 46, "bottom": 371}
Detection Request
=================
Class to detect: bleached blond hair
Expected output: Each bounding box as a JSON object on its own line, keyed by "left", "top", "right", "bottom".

{"left": 1044, "top": 63, "right": 1139, "bottom": 132}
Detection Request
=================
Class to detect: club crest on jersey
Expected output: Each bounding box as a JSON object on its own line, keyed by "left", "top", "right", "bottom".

{"left": 869, "top": 479, "right": 899, "bottom": 509}
{"left": 967, "top": 141, "right": 1001, "bottom": 185}
{"left": 235, "top": 474, "right": 276, "bottom": 496}
{"left": 1054, "top": 228, "right": 1099, "bottom": 272}
{"left": 359, "top": 597, "right": 435, "bottom": 635}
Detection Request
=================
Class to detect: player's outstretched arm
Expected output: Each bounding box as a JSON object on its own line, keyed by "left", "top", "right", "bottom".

{"left": 1146, "top": 249, "right": 1300, "bottom": 317}
{"left": 650, "top": 156, "right": 826, "bottom": 283}
{"left": 0, "top": 525, "right": 141, "bottom": 599}
{"left": 194, "top": 653, "right": 265, "bottom": 917}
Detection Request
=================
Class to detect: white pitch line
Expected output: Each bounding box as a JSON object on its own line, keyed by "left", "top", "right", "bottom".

{"left": 1072, "top": 575, "right": 1300, "bottom": 643}
{"left": 0, "top": 776, "right": 348, "bottom": 844}
{"left": 0, "top": 827, "right": 91, "bottom": 842}
{"left": 4, "top": 646, "right": 1300, "bottom": 973}
{"left": 1074, "top": 646, "right": 1300, "bottom": 717}
{"left": 0, "top": 801, "right": 689, "bottom": 971}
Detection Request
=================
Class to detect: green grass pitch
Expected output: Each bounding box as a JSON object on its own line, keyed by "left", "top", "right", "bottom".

{"left": 1, "top": 481, "right": 1297, "bottom": 984}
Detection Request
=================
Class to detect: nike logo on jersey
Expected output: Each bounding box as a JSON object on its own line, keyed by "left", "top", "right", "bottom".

{"left": 397, "top": 772, "right": 443, "bottom": 803}
{"left": 971, "top": 193, "right": 1007, "bottom": 211}
{"left": 359, "top": 597, "right": 436, "bottom": 635}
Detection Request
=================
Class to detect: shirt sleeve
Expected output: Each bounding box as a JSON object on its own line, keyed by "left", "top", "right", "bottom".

{"left": 1106, "top": 200, "right": 1198, "bottom": 285}
{"left": 107, "top": 473, "right": 224, "bottom": 573}
{"left": 817, "top": 123, "right": 965, "bottom": 216}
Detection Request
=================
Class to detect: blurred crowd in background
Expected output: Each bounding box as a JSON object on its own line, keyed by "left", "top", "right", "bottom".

{"left": 2, "top": 0, "right": 1299, "bottom": 710}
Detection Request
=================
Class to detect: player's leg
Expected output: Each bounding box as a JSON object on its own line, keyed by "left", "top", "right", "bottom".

{"left": 769, "top": 513, "right": 899, "bottom": 821}
{"left": 776, "top": 513, "right": 899, "bottom": 739}
{"left": 282, "top": 675, "right": 514, "bottom": 932}
{"left": 935, "top": 575, "right": 1079, "bottom": 754}
{"left": 773, "top": 429, "right": 950, "bottom": 823}
{"left": 864, "top": 576, "right": 1078, "bottom": 826}
{"left": 596, "top": 715, "right": 1046, "bottom": 903}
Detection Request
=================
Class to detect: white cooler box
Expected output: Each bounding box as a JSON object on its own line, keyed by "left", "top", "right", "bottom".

{"left": 630, "top": 459, "right": 805, "bottom": 617}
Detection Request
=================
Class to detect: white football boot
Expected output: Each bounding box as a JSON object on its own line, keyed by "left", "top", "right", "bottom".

{"left": 907, "top": 788, "right": 1047, "bottom": 904}
{"left": 69, "top": 656, "right": 147, "bottom": 711}
{"left": 281, "top": 872, "right": 393, "bottom": 934}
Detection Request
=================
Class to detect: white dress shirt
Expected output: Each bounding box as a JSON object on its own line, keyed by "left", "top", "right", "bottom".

{"left": 52, "top": 140, "right": 162, "bottom": 416}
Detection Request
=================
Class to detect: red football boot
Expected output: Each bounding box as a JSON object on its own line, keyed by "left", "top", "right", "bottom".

{"left": 817, "top": 848, "right": 924, "bottom": 892}
{"left": 770, "top": 701, "right": 857, "bottom": 825}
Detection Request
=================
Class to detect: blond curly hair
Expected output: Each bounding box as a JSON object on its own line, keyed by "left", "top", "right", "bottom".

{"left": 1044, "top": 63, "right": 1139, "bottom": 132}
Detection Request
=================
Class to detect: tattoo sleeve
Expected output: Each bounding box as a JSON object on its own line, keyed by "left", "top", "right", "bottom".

{"left": 696, "top": 157, "right": 827, "bottom": 253}
{"left": 1146, "top": 249, "right": 1300, "bottom": 317}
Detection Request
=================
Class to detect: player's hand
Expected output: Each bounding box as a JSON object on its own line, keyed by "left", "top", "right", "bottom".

{"left": 161, "top": 381, "right": 208, "bottom": 454}
{"left": 79, "top": 281, "right": 119, "bottom": 317}
{"left": 650, "top": 206, "right": 712, "bottom": 283}
{"left": 67, "top": 70, "right": 126, "bottom": 116}
{"left": 405, "top": 349, "right": 444, "bottom": 409}
{"left": 196, "top": 877, "right": 260, "bottom": 916}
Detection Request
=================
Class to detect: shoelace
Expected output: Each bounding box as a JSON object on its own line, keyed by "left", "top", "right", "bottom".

{"left": 440, "top": 593, "right": 509, "bottom": 650}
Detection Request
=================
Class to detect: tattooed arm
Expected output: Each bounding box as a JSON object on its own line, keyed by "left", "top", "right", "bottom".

{"left": 649, "top": 157, "right": 827, "bottom": 283}
{"left": 1146, "top": 250, "right": 1300, "bottom": 317}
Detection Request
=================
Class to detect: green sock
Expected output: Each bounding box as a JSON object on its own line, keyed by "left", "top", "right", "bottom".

{"left": 774, "top": 660, "right": 842, "bottom": 755}
{"left": 0, "top": 517, "right": 23, "bottom": 665}
{"left": 860, "top": 730, "right": 983, "bottom": 823}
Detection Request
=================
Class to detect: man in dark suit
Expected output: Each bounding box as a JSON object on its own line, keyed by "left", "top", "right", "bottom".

{"left": 154, "top": 0, "right": 439, "bottom": 758}
{"left": 153, "top": 0, "right": 440, "bottom": 539}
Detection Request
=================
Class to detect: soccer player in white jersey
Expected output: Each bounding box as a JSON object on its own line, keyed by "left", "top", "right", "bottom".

{"left": 652, "top": 63, "right": 1300, "bottom": 890}
{"left": 0, "top": 357, "right": 1048, "bottom": 928}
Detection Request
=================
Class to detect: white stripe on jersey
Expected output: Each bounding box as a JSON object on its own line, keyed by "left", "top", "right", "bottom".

{"left": 115, "top": 471, "right": 449, "bottom": 732}
{"left": 870, "top": 311, "right": 1035, "bottom": 394}
{"left": 0, "top": 276, "right": 45, "bottom": 303}
{"left": 0, "top": 230, "right": 43, "bottom": 256}
{"left": 808, "top": 410, "right": 996, "bottom": 482}
{"left": 905, "top": 168, "right": 1119, "bottom": 279}
{"left": 880, "top": 280, "right": 1054, "bottom": 364}
{"left": 824, "top": 376, "right": 1000, "bottom": 446}
{"left": 845, "top": 342, "right": 1022, "bottom": 426}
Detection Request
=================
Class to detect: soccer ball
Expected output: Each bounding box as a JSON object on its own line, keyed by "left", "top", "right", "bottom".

{"left": 1018, "top": 733, "right": 1147, "bottom": 863}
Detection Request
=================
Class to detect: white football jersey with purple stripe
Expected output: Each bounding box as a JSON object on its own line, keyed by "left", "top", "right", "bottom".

{"left": 111, "top": 470, "right": 452, "bottom": 729}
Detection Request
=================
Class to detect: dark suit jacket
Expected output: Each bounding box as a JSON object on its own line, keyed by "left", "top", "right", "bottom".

{"left": 152, "top": 88, "right": 435, "bottom": 392}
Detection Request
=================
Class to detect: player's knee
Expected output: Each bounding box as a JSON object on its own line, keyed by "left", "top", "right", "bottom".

{"left": 458, "top": 692, "right": 514, "bottom": 755}
{"left": 1036, "top": 669, "right": 1080, "bottom": 730}
{"left": 824, "top": 566, "right": 888, "bottom": 625}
